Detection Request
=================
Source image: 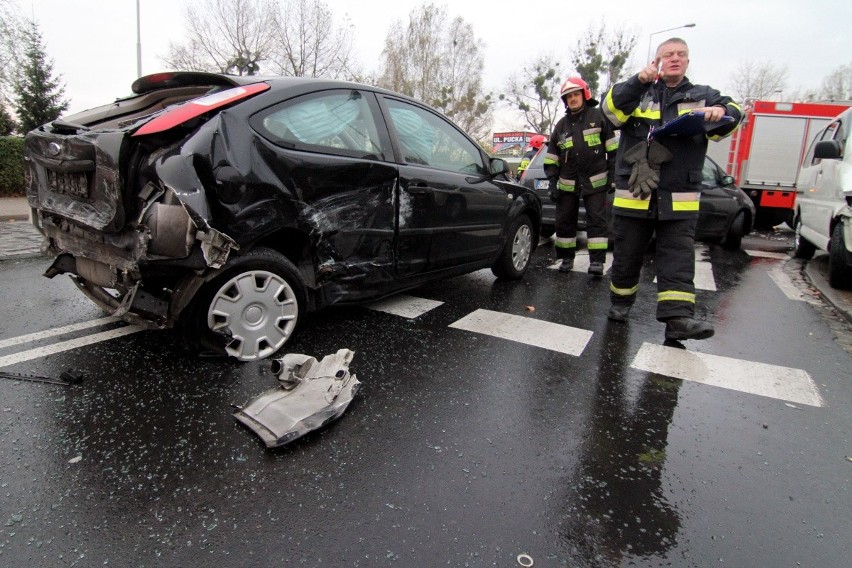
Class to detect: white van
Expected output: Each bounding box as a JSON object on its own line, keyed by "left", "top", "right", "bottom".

{"left": 793, "top": 106, "right": 852, "bottom": 289}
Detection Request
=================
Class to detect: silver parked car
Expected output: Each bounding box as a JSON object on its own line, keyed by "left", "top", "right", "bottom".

{"left": 793, "top": 107, "right": 852, "bottom": 289}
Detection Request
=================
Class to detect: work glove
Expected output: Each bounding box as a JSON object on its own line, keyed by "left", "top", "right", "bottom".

{"left": 548, "top": 179, "right": 559, "bottom": 202}
{"left": 623, "top": 141, "right": 673, "bottom": 199}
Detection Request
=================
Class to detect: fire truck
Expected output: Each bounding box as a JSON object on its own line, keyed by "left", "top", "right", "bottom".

{"left": 706, "top": 100, "right": 852, "bottom": 229}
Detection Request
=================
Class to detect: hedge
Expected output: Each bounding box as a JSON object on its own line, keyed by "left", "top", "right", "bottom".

{"left": 0, "top": 136, "right": 25, "bottom": 197}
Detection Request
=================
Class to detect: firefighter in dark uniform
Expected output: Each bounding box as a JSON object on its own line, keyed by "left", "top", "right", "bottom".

{"left": 543, "top": 76, "right": 618, "bottom": 275}
{"left": 602, "top": 37, "right": 742, "bottom": 340}
{"left": 517, "top": 134, "right": 546, "bottom": 180}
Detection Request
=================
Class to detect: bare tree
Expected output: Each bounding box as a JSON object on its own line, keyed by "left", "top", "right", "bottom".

{"left": 819, "top": 62, "right": 852, "bottom": 101}
{"left": 163, "top": 0, "right": 279, "bottom": 75}
{"left": 571, "top": 21, "right": 638, "bottom": 98}
{"left": 728, "top": 60, "right": 787, "bottom": 102}
{"left": 377, "top": 3, "right": 493, "bottom": 139}
{"left": 0, "top": 0, "right": 23, "bottom": 101}
{"left": 500, "top": 55, "right": 563, "bottom": 134}
{"left": 267, "top": 0, "right": 360, "bottom": 79}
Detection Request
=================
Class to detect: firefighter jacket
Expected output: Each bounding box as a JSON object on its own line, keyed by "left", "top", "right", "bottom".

{"left": 517, "top": 148, "right": 537, "bottom": 178}
{"left": 602, "top": 75, "right": 743, "bottom": 220}
{"left": 542, "top": 105, "right": 618, "bottom": 196}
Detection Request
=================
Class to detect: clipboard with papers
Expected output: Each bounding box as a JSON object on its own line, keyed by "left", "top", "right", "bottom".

{"left": 649, "top": 111, "right": 735, "bottom": 140}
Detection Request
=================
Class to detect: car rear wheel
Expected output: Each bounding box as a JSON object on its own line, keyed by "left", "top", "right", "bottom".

{"left": 184, "top": 247, "right": 306, "bottom": 361}
{"left": 828, "top": 222, "right": 852, "bottom": 289}
{"left": 722, "top": 212, "right": 745, "bottom": 250}
{"left": 492, "top": 214, "right": 533, "bottom": 280}
{"left": 793, "top": 216, "right": 816, "bottom": 259}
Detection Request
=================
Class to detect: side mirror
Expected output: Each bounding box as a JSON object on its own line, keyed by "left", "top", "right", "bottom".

{"left": 489, "top": 157, "right": 509, "bottom": 176}
{"left": 721, "top": 175, "right": 735, "bottom": 186}
{"left": 814, "top": 140, "right": 842, "bottom": 160}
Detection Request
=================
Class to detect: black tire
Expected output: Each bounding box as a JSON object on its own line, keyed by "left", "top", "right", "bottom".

{"left": 722, "top": 212, "right": 745, "bottom": 250}
{"left": 492, "top": 214, "right": 533, "bottom": 280}
{"left": 828, "top": 222, "right": 852, "bottom": 289}
{"left": 793, "top": 216, "right": 816, "bottom": 259}
{"left": 183, "top": 247, "right": 306, "bottom": 361}
{"left": 540, "top": 225, "right": 556, "bottom": 239}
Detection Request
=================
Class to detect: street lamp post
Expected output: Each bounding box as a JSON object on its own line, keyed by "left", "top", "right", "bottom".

{"left": 646, "top": 23, "right": 696, "bottom": 62}
{"left": 136, "top": 0, "right": 142, "bottom": 78}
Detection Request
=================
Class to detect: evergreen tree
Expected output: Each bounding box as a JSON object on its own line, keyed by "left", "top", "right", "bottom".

{"left": 0, "top": 98, "right": 16, "bottom": 135}
{"left": 13, "top": 20, "right": 69, "bottom": 133}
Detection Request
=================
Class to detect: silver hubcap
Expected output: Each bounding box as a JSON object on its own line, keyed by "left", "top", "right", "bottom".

{"left": 208, "top": 270, "right": 298, "bottom": 361}
{"left": 511, "top": 224, "right": 533, "bottom": 271}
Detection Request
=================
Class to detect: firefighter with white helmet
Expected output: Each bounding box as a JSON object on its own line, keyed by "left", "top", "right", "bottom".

{"left": 543, "top": 76, "right": 618, "bottom": 274}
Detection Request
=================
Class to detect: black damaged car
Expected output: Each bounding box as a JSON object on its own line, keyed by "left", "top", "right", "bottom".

{"left": 24, "top": 72, "right": 541, "bottom": 361}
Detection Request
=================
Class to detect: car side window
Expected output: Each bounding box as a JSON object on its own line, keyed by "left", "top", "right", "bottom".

{"left": 251, "top": 90, "right": 387, "bottom": 160}
{"left": 384, "top": 98, "right": 486, "bottom": 175}
{"left": 701, "top": 159, "right": 719, "bottom": 186}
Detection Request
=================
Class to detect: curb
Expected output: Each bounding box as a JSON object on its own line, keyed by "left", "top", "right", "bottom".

{"left": 803, "top": 255, "right": 852, "bottom": 324}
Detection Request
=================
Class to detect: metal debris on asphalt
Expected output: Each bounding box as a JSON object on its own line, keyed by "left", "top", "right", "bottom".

{"left": 233, "top": 348, "right": 361, "bottom": 448}
{"left": 0, "top": 368, "right": 85, "bottom": 386}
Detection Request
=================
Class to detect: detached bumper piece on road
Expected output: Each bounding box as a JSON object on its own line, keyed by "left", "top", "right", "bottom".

{"left": 233, "top": 349, "right": 361, "bottom": 448}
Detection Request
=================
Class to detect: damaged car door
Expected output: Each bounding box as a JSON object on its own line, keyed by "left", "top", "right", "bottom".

{"left": 383, "top": 97, "right": 508, "bottom": 274}
{"left": 249, "top": 89, "right": 400, "bottom": 299}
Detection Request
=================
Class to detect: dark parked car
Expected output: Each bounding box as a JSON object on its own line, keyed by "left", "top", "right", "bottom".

{"left": 24, "top": 72, "right": 541, "bottom": 361}
{"left": 518, "top": 146, "right": 754, "bottom": 249}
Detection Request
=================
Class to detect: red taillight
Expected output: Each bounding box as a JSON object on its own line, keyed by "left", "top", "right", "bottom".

{"left": 132, "top": 82, "right": 270, "bottom": 137}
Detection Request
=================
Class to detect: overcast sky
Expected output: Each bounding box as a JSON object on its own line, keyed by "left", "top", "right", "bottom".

{"left": 15, "top": 0, "right": 852, "bottom": 130}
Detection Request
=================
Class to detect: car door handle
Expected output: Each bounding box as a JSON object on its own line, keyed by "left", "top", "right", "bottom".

{"left": 405, "top": 183, "right": 432, "bottom": 195}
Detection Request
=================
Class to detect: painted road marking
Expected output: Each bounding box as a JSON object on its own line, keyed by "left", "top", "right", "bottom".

{"left": 366, "top": 294, "right": 444, "bottom": 319}
{"left": 449, "top": 308, "right": 592, "bottom": 356}
{"left": 649, "top": 259, "right": 716, "bottom": 291}
{"left": 767, "top": 267, "right": 807, "bottom": 301}
{"left": 0, "top": 317, "right": 121, "bottom": 350}
{"left": 631, "top": 342, "right": 823, "bottom": 407}
{"left": 0, "top": 326, "right": 145, "bottom": 368}
{"left": 746, "top": 250, "right": 790, "bottom": 260}
{"left": 693, "top": 259, "right": 717, "bottom": 291}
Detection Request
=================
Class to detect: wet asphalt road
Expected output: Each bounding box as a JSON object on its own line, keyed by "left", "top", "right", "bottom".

{"left": 0, "top": 232, "right": 851, "bottom": 567}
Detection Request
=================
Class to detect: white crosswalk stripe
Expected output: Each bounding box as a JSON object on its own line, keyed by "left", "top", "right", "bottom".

{"left": 745, "top": 249, "right": 790, "bottom": 260}
{"left": 631, "top": 342, "right": 823, "bottom": 407}
{"left": 366, "top": 294, "right": 444, "bottom": 318}
{"left": 448, "top": 308, "right": 592, "bottom": 356}
{"left": 767, "top": 267, "right": 808, "bottom": 301}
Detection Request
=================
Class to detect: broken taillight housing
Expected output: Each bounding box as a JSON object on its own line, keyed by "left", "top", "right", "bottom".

{"left": 132, "top": 82, "right": 270, "bottom": 137}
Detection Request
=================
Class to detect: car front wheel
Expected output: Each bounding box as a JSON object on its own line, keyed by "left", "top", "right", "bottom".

{"left": 722, "top": 212, "right": 745, "bottom": 250}
{"left": 828, "top": 222, "right": 852, "bottom": 289}
{"left": 793, "top": 216, "right": 816, "bottom": 259}
{"left": 492, "top": 214, "right": 533, "bottom": 280}
{"left": 183, "top": 247, "right": 306, "bottom": 361}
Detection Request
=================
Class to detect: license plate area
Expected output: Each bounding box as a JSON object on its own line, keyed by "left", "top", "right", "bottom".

{"left": 534, "top": 179, "right": 549, "bottom": 190}
{"left": 48, "top": 170, "right": 89, "bottom": 198}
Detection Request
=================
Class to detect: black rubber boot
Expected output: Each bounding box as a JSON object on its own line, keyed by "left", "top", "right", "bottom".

{"left": 607, "top": 304, "right": 632, "bottom": 322}
{"left": 558, "top": 258, "right": 574, "bottom": 272}
{"left": 664, "top": 318, "right": 715, "bottom": 340}
{"left": 588, "top": 262, "right": 604, "bottom": 276}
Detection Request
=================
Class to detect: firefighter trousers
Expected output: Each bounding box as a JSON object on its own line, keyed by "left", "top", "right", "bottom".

{"left": 554, "top": 191, "right": 608, "bottom": 263}
{"left": 609, "top": 215, "right": 697, "bottom": 321}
